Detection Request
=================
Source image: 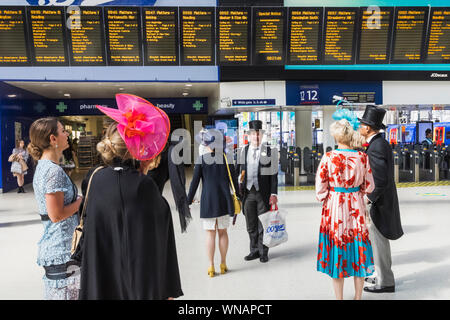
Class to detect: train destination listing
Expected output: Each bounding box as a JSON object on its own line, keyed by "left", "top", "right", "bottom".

{"left": 144, "top": 8, "right": 178, "bottom": 65}
{"left": 181, "top": 8, "right": 215, "bottom": 65}
{"left": 217, "top": 8, "right": 250, "bottom": 64}
{"left": 426, "top": 8, "right": 450, "bottom": 63}
{"left": 0, "top": 8, "right": 29, "bottom": 65}
{"left": 288, "top": 8, "right": 322, "bottom": 64}
{"left": 253, "top": 8, "right": 285, "bottom": 65}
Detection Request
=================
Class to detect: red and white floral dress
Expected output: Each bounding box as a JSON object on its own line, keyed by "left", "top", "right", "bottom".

{"left": 315, "top": 149, "right": 375, "bottom": 278}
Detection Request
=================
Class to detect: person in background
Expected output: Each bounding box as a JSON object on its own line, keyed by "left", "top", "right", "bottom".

{"left": 10, "top": 139, "right": 29, "bottom": 193}
{"left": 187, "top": 129, "right": 240, "bottom": 277}
{"left": 79, "top": 94, "right": 183, "bottom": 299}
{"left": 27, "top": 117, "right": 83, "bottom": 300}
{"left": 421, "top": 129, "right": 433, "bottom": 148}
{"left": 315, "top": 115, "right": 375, "bottom": 300}
{"left": 238, "top": 120, "right": 278, "bottom": 264}
{"left": 359, "top": 105, "right": 403, "bottom": 294}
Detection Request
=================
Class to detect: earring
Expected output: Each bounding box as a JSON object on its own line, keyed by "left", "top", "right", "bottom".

{"left": 55, "top": 144, "right": 58, "bottom": 149}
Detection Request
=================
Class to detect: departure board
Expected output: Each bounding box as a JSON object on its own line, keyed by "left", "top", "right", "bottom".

{"left": 105, "top": 7, "right": 142, "bottom": 66}
{"left": 143, "top": 7, "right": 178, "bottom": 66}
{"left": 253, "top": 7, "right": 286, "bottom": 65}
{"left": 67, "top": 7, "right": 106, "bottom": 66}
{"left": 357, "top": 7, "right": 394, "bottom": 64}
{"left": 426, "top": 8, "right": 450, "bottom": 63}
{"left": 27, "top": 7, "right": 68, "bottom": 66}
{"left": 180, "top": 8, "right": 215, "bottom": 65}
{"left": 217, "top": 8, "right": 250, "bottom": 65}
{"left": 0, "top": 7, "right": 30, "bottom": 65}
{"left": 392, "top": 7, "right": 428, "bottom": 63}
{"left": 323, "top": 8, "right": 357, "bottom": 64}
{"left": 287, "top": 7, "right": 323, "bottom": 65}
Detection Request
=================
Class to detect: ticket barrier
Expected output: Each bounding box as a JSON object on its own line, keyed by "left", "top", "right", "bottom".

{"left": 285, "top": 152, "right": 301, "bottom": 186}
{"left": 397, "top": 146, "right": 419, "bottom": 182}
{"left": 419, "top": 148, "right": 439, "bottom": 182}
{"left": 280, "top": 147, "right": 288, "bottom": 172}
{"left": 437, "top": 146, "right": 450, "bottom": 180}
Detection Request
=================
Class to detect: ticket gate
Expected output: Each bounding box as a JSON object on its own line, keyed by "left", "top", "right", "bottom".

{"left": 437, "top": 146, "right": 450, "bottom": 180}
{"left": 397, "top": 146, "right": 418, "bottom": 182}
{"left": 285, "top": 151, "right": 301, "bottom": 186}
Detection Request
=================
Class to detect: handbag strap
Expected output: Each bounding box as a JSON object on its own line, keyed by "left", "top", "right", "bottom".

{"left": 79, "top": 166, "right": 104, "bottom": 227}
{"left": 223, "top": 154, "right": 237, "bottom": 196}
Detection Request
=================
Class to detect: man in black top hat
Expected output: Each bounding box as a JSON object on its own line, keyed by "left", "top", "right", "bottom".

{"left": 358, "top": 105, "right": 403, "bottom": 293}
{"left": 238, "top": 120, "right": 278, "bottom": 263}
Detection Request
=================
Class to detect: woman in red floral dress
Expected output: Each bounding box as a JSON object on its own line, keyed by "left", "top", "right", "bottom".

{"left": 315, "top": 119, "right": 375, "bottom": 300}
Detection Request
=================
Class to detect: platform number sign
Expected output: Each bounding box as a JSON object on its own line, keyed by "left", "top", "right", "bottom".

{"left": 299, "top": 86, "right": 319, "bottom": 105}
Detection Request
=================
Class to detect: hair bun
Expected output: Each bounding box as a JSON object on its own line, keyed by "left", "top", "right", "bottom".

{"left": 27, "top": 142, "right": 43, "bottom": 161}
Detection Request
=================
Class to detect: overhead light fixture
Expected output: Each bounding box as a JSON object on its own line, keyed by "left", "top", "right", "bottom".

{"left": 7, "top": 94, "right": 17, "bottom": 98}
{"left": 182, "top": 92, "right": 189, "bottom": 96}
{"left": 119, "top": 87, "right": 124, "bottom": 91}
{"left": 185, "top": 84, "right": 193, "bottom": 87}
{"left": 64, "top": 93, "right": 71, "bottom": 97}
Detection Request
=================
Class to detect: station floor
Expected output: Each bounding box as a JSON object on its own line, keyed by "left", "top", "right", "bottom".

{"left": 1, "top": 170, "right": 450, "bottom": 300}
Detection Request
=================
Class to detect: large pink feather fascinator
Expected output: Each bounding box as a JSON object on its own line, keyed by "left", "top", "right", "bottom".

{"left": 97, "top": 94, "right": 170, "bottom": 161}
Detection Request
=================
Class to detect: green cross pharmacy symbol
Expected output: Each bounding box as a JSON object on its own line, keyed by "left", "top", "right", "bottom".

{"left": 193, "top": 100, "right": 203, "bottom": 111}
{"left": 56, "top": 102, "right": 68, "bottom": 113}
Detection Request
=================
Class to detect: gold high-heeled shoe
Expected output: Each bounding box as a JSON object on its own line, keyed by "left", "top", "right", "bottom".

{"left": 208, "top": 266, "right": 215, "bottom": 278}
{"left": 220, "top": 263, "right": 228, "bottom": 274}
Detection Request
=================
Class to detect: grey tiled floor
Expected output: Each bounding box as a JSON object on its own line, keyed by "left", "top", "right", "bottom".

{"left": 1, "top": 171, "right": 449, "bottom": 300}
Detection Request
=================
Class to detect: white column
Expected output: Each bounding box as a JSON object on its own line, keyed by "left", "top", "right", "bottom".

{"left": 322, "top": 106, "right": 335, "bottom": 151}
{"left": 295, "top": 111, "right": 312, "bottom": 149}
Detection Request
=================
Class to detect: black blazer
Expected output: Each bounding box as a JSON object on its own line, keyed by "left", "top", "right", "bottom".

{"left": 238, "top": 144, "right": 278, "bottom": 212}
{"left": 366, "top": 134, "right": 404, "bottom": 240}
{"left": 187, "top": 152, "right": 240, "bottom": 219}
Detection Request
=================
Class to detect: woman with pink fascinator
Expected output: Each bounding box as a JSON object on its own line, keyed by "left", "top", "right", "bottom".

{"left": 77, "top": 94, "right": 183, "bottom": 300}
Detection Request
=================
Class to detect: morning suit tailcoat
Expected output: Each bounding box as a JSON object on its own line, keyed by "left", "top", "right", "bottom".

{"left": 366, "top": 134, "right": 404, "bottom": 240}
{"left": 239, "top": 144, "right": 278, "bottom": 213}
{"left": 187, "top": 152, "right": 240, "bottom": 219}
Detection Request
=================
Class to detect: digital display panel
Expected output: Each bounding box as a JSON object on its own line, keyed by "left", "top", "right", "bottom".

{"left": 253, "top": 7, "right": 286, "bottom": 65}
{"left": 143, "top": 7, "right": 178, "bottom": 66}
{"left": 287, "top": 7, "right": 322, "bottom": 65}
{"left": 323, "top": 8, "right": 357, "bottom": 64}
{"left": 105, "top": 7, "right": 142, "bottom": 66}
{"left": 392, "top": 7, "right": 428, "bottom": 63}
{"left": 67, "top": 7, "right": 106, "bottom": 66}
{"left": 27, "top": 6, "right": 68, "bottom": 66}
{"left": 357, "top": 7, "right": 394, "bottom": 64}
{"left": 217, "top": 7, "right": 250, "bottom": 65}
{"left": 180, "top": 7, "right": 215, "bottom": 65}
{"left": 0, "top": 7, "right": 30, "bottom": 65}
{"left": 426, "top": 8, "right": 450, "bottom": 63}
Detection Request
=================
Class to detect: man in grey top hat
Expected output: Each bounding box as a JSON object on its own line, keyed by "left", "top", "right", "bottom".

{"left": 238, "top": 120, "right": 278, "bottom": 263}
{"left": 359, "top": 105, "right": 403, "bottom": 293}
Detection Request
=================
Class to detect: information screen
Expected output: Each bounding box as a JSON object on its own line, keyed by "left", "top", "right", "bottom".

{"left": 180, "top": 7, "right": 215, "bottom": 65}
{"left": 392, "top": 7, "right": 428, "bottom": 63}
{"left": 426, "top": 8, "right": 450, "bottom": 63}
{"left": 0, "top": 7, "right": 30, "bottom": 65}
{"left": 323, "top": 8, "right": 357, "bottom": 64}
{"left": 105, "top": 7, "right": 142, "bottom": 66}
{"left": 253, "top": 7, "right": 286, "bottom": 65}
{"left": 357, "top": 7, "right": 394, "bottom": 64}
{"left": 27, "top": 7, "right": 68, "bottom": 66}
{"left": 217, "top": 7, "right": 250, "bottom": 65}
{"left": 143, "top": 7, "right": 178, "bottom": 66}
{"left": 287, "top": 7, "right": 323, "bottom": 65}
{"left": 67, "top": 7, "right": 106, "bottom": 66}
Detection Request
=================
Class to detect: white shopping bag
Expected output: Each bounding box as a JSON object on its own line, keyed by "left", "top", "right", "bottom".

{"left": 258, "top": 204, "right": 288, "bottom": 248}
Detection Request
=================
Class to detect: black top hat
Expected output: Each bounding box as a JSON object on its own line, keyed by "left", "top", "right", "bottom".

{"left": 359, "top": 105, "right": 386, "bottom": 130}
{"left": 248, "top": 120, "right": 263, "bottom": 131}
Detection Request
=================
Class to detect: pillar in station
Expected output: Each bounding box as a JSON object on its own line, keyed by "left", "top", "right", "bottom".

{"left": 322, "top": 106, "right": 335, "bottom": 152}
{"left": 295, "top": 111, "right": 312, "bottom": 150}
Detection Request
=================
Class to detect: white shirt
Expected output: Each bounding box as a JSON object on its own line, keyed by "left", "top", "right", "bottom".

{"left": 367, "top": 132, "right": 381, "bottom": 144}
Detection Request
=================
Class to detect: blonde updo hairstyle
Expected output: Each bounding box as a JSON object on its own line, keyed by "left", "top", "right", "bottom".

{"left": 27, "top": 117, "right": 59, "bottom": 161}
{"left": 97, "top": 122, "right": 131, "bottom": 166}
{"left": 330, "top": 119, "right": 365, "bottom": 150}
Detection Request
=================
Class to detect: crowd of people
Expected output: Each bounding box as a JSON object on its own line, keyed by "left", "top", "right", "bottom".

{"left": 22, "top": 93, "right": 403, "bottom": 300}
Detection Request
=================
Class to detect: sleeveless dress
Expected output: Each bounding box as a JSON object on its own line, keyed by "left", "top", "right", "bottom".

{"left": 315, "top": 149, "right": 375, "bottom": 278}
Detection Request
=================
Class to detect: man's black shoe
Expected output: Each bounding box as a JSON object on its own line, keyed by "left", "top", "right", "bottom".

{"left": 364, "top": 285, "right": 395, "bottom": 293}
{"left": 365, "top": 277, "right": 376, "bottom": 284}
{"left": 260, "top": 256, "right": 268, "bottom": 263}
{"left": 244, "top": 252, "right": 260, "bottom": 261}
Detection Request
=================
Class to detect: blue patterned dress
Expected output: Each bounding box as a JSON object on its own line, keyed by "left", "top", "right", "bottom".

{"left": 33, "top": 159, "right": 80, "bottom": 300}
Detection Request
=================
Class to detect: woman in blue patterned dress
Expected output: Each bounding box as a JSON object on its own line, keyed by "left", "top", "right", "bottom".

{"left": 28, "top": 117, "right": 83, "bottom": 300}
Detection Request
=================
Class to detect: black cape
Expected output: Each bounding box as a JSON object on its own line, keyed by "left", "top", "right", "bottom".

{"left": 366, "top": 134, "right": 404, "bottom": 240}
{"left": 79, "top": 160, "right": 183, "bottom": 300}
